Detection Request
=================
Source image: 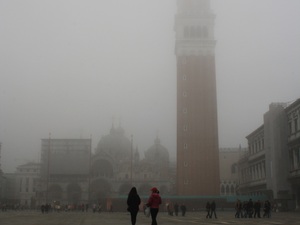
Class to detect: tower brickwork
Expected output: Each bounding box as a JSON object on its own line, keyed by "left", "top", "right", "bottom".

{"left": 175, "top": 0, "right": 220, "bottom": 195}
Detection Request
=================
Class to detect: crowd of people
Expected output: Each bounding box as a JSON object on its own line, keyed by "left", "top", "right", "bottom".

{"left": 235, "top": 199, "right": 272, "bottom": 218}
{"left": 1, "top": 194, "right": 277, "bottom": 225}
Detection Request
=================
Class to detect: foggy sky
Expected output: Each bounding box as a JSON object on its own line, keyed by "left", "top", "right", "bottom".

{"left": 1, "top": 0, "right": 300, "bottom": 172}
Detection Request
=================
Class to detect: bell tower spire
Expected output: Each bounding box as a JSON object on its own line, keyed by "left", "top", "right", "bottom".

{"left": 175, "top": 0, "right": 220, "bottom": 196}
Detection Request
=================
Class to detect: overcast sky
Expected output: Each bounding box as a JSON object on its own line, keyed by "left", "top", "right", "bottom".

{"left": 1, "top": 0, "right": 300, "bottom": 172}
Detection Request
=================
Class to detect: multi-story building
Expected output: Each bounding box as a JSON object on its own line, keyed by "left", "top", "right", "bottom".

{"left": 238, "top": 102, "right": 293, "bottom": 210}
{"left": 15, "top": 162, "right": 40, "bottom": 208}
{"left": 286, "top": 98, "right": 300, "bottom": 209}
{"left": 175, "top": 0, "right": 220, "bottom": 196}
{"left": 39, "top": 138, "right": 91, "bottom": 205}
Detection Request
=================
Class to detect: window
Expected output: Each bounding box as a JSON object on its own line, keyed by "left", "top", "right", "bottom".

{"left": 184, "top": 143, "right": 188, "bottom": 149}
{"left": 231, "top": 164, "right": 237, "bottom": 174}
{"left": 19, "top": 178, "right": 22, "bottom": 192}
{"left": 289, "top": 122, "right": 292, "bottom": 134}
{"left": 183, "top": 108, "right": 187, "bottom": 114}
{"left": 221, "top": 185, "right": 225, "bottom": 194}
{"left": 183, "top": 125, "right": 188, "bottom": 132}
{"left": 295, "top": 118, "right": 298, "bottom": 132}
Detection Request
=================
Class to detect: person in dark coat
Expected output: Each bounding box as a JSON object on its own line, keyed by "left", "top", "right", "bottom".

{"left": 210, "top": 201, "right": 217, "bottom": 218}
{"left": 127, "top": 187, "right": 141, "bottom": 225}
{"left": 253, "top": 200, "right": 261, "bottom": 218}
{"left": 180, "top": 204, "right": 186, "bottom": 216}
{"left": 174, "top": 203, "right": 179, "bottom": 216}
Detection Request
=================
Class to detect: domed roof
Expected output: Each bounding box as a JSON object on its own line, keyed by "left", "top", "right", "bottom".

{"left": 95, "top": 125, "right": 131, "bottom": 162}
{"left": 145, "top": 137, "right": 169, "bottom": 162}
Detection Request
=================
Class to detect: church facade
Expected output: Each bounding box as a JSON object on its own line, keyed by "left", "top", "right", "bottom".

{"left": 37, "top": 126, "right": 175, "bottom": 207}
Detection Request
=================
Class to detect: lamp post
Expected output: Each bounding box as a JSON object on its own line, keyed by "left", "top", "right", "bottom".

{"left": 130, "top": 134, "right": 133, "bottom": 186}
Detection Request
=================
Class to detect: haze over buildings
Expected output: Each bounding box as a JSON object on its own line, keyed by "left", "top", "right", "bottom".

{"left": 1, "top": 0, "right": 300, "bottom": 172}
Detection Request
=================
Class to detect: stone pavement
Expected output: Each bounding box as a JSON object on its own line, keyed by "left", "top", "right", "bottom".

{"left": 1, "top": 211, "right": 300, "bottom": 225}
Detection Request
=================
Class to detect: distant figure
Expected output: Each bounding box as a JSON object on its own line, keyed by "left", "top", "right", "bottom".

{"left": 147, "top": 187, "right": 162, "bottom": 225}
{"left": 41, "top": 204, "right": 45, "bottom": 213}
{"left": 253, "top": 200, "right": 261, "bottom": 218}
{"left": 98, "top": 204, "right": 102, "bottom": 213}
{"left": 92, "top": 203, "right": 96, "bottom": 213}
{"left": 127, "top": 187, "right": 141, "bottom": 225}
{"left": 210, "top": 201, "right": 217, "bottom": 219}
{"left": 263, "top": 200, "right": 271, "bottom": 218}
{"left": 235, "top": 199, "right": 242, "bottom": 218}
{"left": 180, "top": 204, "right": 186, "bottom": 216}
{"left": 205, "top": 202, "right": 211, "bottom": 218}
{"left": 247, "top": 199, "right": 254, "bottom": 218}
{"left": 174, "top": 203, "right": 179, "bottom": 216}
{"left": 166, "top": 202, "right": 173, "bottom": 216}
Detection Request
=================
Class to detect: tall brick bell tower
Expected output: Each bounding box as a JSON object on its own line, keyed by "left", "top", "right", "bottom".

{"left": 175, "top": 0, "right": 220, "bottom": 196}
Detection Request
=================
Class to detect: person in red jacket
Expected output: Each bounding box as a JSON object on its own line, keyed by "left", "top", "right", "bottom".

{"left": 147, "top": 187, "right": 162, "bottom": 225}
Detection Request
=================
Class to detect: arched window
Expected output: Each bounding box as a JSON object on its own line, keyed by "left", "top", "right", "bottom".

{"left": 221, "top": 185, "right": 225, "bottom": 194}
{"left": 226, "top": 185, "right": 230, "bottom": 195}
{"left": 231, "top": 185, "right": 235, "bottom": 194}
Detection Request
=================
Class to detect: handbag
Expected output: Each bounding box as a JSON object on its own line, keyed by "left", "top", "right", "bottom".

{"left": 145, "top": 206, "right": 150, "bottom": 217}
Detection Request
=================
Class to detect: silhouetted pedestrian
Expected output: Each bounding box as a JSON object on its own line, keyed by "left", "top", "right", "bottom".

{"left": 254, "top": 200, "right": 261, "bottom": 218}
{"left": 174, "top": 203, "right": 179, "bottom": 216}
{"left": 180, "top": 204, "right": 186, "bottom": 216}
{"left": 127, "top": 187, "right": 141, "bottom": 225}
{"left": 210, "top": 201, "right": 217, "bottom": 218}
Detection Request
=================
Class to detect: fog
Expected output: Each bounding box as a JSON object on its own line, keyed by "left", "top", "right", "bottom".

{"left": 1, "top": 0, "right": 300, "bottom": 172}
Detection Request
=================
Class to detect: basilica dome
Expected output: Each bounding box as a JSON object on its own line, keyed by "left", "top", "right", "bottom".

{"left": 144, "top": 137, "right": 169, "bottom": 163}
{"left": 95, "top": 125, "right": 131, "bottom": 162}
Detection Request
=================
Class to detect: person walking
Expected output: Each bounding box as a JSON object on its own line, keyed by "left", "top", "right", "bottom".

{"left": 180, "top": 204, "right": 186, "bottom": 216}
{"left": 210, "top": 201, "right": 217, "bottom": 219}
{"left": 127, "top": 187, "right": 141, "bottom": 225}
{"left": 253, "top": 200, "right": 261, "bottom": 218}
{"left": 235, "top": 199, "right": 242, "bottom": 218}
{"left": 205, "top": 202, "right": 211, "bottom": 218}
{"left": 147, "top": 187, "right": 162, "bottom": 225}
{"left": 174, "top": 203, "right": 179, "bottom": 216}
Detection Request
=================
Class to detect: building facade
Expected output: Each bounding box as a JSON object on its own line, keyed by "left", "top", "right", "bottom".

{"left": 286, "top": 99, "right": 300, "bottom": 209}
{"left": 219, "top": 147, "right": 247, "bottom": 196}
{"left": 37, "top": 126, "right": 175, "bottom": 208}
{"left": 39, "top": 138, "right": 91, "bottom": 205}
{"left": 15, "top": 162, "right": 40, "bottom": 208}
{"left": 238, "top": 102, "right": 293, "bottom": 210}
{"left": 175, "top": 0, "right": 220, "bottom": 195}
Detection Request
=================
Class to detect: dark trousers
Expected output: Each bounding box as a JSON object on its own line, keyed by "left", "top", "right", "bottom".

{"left": 130, "top": 210, "right": 138, "bottom": 225}
{"left": 210, "top": 209, "right": 217, "bottom": 218}
{"left": 254, "top": 209, "right": 261, "bottom": 218}
{"left": 150, "top": 208, "right": 159, "bottom": 225}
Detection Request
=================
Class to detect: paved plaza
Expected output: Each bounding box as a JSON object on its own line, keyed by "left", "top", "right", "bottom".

{"left": 1, "top": 211, "right": 300, "bottom": 225}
